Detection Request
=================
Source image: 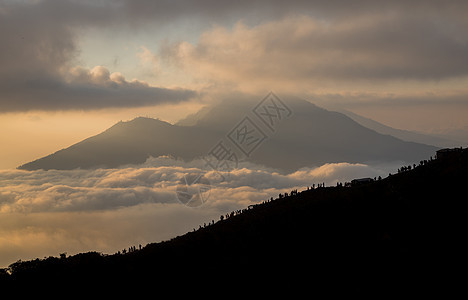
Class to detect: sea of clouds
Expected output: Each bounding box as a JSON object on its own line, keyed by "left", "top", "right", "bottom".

{"left": 0, "top": 156, "right": 399, "bottom": 267}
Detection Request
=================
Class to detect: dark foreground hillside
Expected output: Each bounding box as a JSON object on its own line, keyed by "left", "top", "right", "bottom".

{"left": 2, "top": 149, "right": 468, "bottom": 296}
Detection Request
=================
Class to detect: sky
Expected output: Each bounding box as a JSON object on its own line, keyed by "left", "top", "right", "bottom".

{"left": 0, "top": 0, "right": 468, "bottom": 267}
{"left": 1, "top": 0, "right": 468, "bottom": 169}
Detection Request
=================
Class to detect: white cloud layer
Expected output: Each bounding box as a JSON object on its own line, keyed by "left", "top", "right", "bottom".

{"left": 0, "top": 156, "right": 399, "bottom": 267}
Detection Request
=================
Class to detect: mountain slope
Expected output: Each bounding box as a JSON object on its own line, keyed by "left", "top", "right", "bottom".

{"left": 339, "top": 108, "right": 460, "bottom": 147}
{"left": 4, "top": 149, "right": 468, "bottom": 295}
{"left": 18, "top": 117, "right": 219, "bottom": 170}
{"left": 19, "top": 97, "right": 438, "bottom": 171}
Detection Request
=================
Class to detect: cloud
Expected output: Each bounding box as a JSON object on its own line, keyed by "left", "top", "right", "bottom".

{"left": 0, "top": 63, "right": 197, "bottom": 111}
{"left": 0, "top": 154, "right": 404, "bottom": 215}
{"left": 2, "top": 0, "right": 467, "bottom": 111}
{"left": 0, "top": 204, "right": 218, "bottom": 269}
{"left": 0, "top": 156, "right": 396, "bottom": 213}
{"left": 0, "top": 156, "right": 399, "bottom": 267}
{"left": 122, "top": 0, "right": 468, "bottom": 27}
{"left": 0, "top": 1, "right": 196, "bottom": 112}
{"left": 160, "top": 13, "right": 468, "bottom": 90}
{"left": 137, "top": 46, "right": 159, "bottom": 66}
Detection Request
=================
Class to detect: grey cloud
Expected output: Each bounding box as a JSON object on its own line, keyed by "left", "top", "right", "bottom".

{"left": 113, "top": 1, "right": 468, "bottom": 81}
{"left": 161, "top": 13, "right": 468, "bottom": 84}
{"left": 213, "top": 162, "right": 394, "bottom": 190}
{"left": 122, "top": 0, "right": 468, "bottom": 25}
{"left": 0, "top": 167, "right": 181, "bottom": 212}
{"left": 2, "top": 0, "right": 467, "bottom": 110}
{"left": 0, "top": 1, "right": 195, "bottom": 112}
{"left": 0, "top": 71, "right": 197, "bottom": 112}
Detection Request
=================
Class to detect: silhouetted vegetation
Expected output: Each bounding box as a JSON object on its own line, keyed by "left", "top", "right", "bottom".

{"left": 2, "top": 148, "right": 467, "bottom": 296}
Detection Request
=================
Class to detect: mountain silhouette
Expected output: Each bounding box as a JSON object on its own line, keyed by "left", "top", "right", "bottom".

{"left": 338, "top": 108, "right": 460, "bottom": 147}
{"left": 18, "top": 117, "right": 217, "bottom": 170}
{"left": 18, "top": 96, "right": 438, "bottom": 172}
{"left": 4, "top": 148, "right": 467, "bottom": 296}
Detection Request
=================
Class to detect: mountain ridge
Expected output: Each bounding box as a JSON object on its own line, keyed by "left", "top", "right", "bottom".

{"left": 338, "top": 108, "right": 460, "bottom": 147}
{"left": 18, "top": 97, "right": 438, "bottom": 172}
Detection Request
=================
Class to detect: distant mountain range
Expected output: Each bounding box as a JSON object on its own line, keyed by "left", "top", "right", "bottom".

{"left": 18, "top": 96, "right": 438, "bottom": 172}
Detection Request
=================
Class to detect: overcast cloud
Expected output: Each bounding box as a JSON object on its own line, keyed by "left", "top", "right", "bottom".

{"left": 0, "top": 0, "right": 196, "bottom": 112}
{"left": 1, "top": 0, "right": 468, "bottom": 111}
{"left": 159, "top": 13, "right": 468, "bottom": 87}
